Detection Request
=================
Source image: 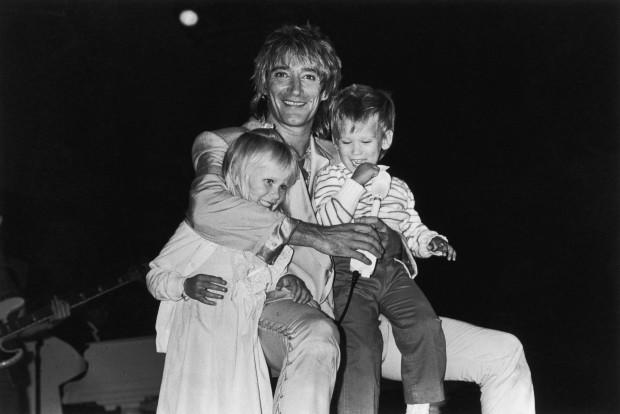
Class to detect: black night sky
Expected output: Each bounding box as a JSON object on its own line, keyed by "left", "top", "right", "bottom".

{"left": 1, "top": 1, "right": 618, "bottom": 413}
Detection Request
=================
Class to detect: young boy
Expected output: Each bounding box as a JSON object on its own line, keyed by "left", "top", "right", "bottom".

{"left": 312, "top": 84, "right": 456, "bottom": 414}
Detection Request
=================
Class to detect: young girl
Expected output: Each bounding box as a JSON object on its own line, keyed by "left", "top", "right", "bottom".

{"left": 146, "top": 129, "right": 309, "bottom": 414}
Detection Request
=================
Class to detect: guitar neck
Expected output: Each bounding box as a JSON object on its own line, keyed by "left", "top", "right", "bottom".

{"left": 0, "top": 266, "right": 146, "bottom": 340}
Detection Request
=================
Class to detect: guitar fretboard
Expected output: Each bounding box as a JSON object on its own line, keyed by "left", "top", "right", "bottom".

{"left": 0, "top": 266, "right": 146, "bottom": 340}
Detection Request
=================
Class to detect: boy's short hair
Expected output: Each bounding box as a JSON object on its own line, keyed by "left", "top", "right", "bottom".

{"left": 330, "top": 84, "right": 395, "bottom": 142}
{"left": 250, "top": 24, "right": 342, "bottom": 140}
{"left": 222, "top": 128, "right": 299, "bottom": 201}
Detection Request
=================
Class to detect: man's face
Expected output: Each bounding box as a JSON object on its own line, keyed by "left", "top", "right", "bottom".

{"left": 265, "top": 57, "right": 328, "bottom": 131}
{"left": 247, "top": 158, "right": 292, "bottom": 211}
{"left": 336, "top": 116, "right": 393, "bottom": 173}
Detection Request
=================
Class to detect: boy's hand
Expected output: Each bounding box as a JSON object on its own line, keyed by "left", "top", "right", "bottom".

{"left": 276, "top": 274, "right": 312, "bottom": 304}
{"left": 184, "top": 274, "right": 228, "bottom": 305}
{"left": 351, "top": 163, "right": 379, "bottom": 186}
{"left": 429, "top": 236, "right": 457, "bottom": 261}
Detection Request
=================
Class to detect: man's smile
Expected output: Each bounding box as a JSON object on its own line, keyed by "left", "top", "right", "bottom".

{"left": 282, "top": 99, "right": 306, "bottom": 107}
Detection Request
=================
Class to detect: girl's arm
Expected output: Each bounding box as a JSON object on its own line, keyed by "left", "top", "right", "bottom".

{"left": 146, "top": 265, "right": 186, "bottom": 302}
{"left": 189, "top": 131, "right": 384, "bottom": 264}
{"left": 146, "top": 221, "right": 219, "bottom": 301}
{"left": 188, "top": 129, "right": 296, "bottom": 264}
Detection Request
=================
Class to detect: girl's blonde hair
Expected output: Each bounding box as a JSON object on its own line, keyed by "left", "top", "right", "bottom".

{"left": 222, "top": 128, "right": 299, "bottom": 202}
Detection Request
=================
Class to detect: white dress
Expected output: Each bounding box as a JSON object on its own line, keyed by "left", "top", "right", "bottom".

{"left": 147, "top": 221, "right": 293, "bottom": 414}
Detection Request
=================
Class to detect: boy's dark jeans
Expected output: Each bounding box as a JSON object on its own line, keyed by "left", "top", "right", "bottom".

{"left": 332, "top": 257, "right": 446, "bottom": 414}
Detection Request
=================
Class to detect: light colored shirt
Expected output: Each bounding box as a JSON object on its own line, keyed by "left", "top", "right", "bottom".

{"left": 313, "top": 162, "right": 446, "bottom": 277}
{"left": 146, "top": 220, "right": 291, "bottom": 413}
{"left": 187, "top": 119, "right": 337, "bottom": 315}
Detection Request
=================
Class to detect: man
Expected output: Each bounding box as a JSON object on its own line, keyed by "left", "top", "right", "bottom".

{"left": 185, "top": 24, "right": 534, "bottom": 414}
{"left": 0, "top": 215, "right": 74, "bottom": 414}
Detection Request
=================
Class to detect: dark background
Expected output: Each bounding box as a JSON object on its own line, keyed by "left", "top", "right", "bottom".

{"left": 1, "top": 0, "right": 618, "bottom": 413}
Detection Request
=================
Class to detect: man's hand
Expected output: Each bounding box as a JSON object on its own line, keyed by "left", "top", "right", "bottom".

{"left": 429, "top": 236, "right": 457, "bottom": 261}
{"left": 184, "top": 274, "right": 228, "bottom": 306}
{"left": 276, "top": 274, "right": 312, "bottom": 304}
{"left": 290, "top": 221, "right": 384, "bottom": 265}
{"left": 356, "top": 216, "right": 403, "bottom": 259}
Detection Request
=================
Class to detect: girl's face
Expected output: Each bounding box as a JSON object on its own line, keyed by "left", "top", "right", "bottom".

{"left": 247, "top": 158, "right": 293, "bottom": 210}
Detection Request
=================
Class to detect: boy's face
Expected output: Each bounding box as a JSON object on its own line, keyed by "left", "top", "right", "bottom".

{"left": 336, "top": 116, "right": 393, "bottom": 173}
{"left": 247, "top": 158, "right": 292, "bottom": 211}
{"left": 265, "top": 56, "right": 328, "bottom": 131}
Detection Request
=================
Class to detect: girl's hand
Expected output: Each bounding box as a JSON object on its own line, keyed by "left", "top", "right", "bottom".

{"left": 351, "top": 163, "right": 379, "bottom": 186}
{"left": 276, "top": 274, "right": 312, "bottom": 304}
{"left": 184, "top": 274, "right": 228, "bottom": 306}
{"left": 428, "top": 236, "right": 457, "bottom": 261}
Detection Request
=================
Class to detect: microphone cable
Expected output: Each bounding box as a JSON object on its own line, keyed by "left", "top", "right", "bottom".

{"left": 336, "top": 270, "right": 361, "bottom": 326}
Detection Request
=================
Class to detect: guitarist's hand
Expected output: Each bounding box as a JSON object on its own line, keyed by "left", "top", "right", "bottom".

{"left": 49, "top": 296, "right": 71, "bottom": 322}
{"left": 17, "top": 296, "right": 72, "bottom": 340}
{"left": 183, "top": 274, "right": 228, "bottom": 306}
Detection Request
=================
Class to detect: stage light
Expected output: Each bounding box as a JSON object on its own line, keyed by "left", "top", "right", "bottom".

{"left": 179, "top": 10, "right": 198, "bottom": 27}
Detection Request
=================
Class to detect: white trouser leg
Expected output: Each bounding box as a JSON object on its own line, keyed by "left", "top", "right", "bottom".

{"left": 381, "top": 316, "right": 535, "bottom": 414}
{"left": 259, "top": 299, "right": 340, "bottom": 414}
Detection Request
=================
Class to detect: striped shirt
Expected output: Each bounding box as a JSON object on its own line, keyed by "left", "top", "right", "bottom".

{"left": 312, "top": 162, "right": 443, "bottom": 259}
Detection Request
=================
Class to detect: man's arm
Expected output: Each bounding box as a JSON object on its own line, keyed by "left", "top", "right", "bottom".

{"left": 289, "top": 220, "right": 384, "bottom": 262}
{"left": 305, "top": 165, "right": 387, "bottom": 262}
{"left": 188, "top": 130, "right": 296, "bottom": 263}
{"left": 188, "top": 130, "right": 385, "bottom": 264}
